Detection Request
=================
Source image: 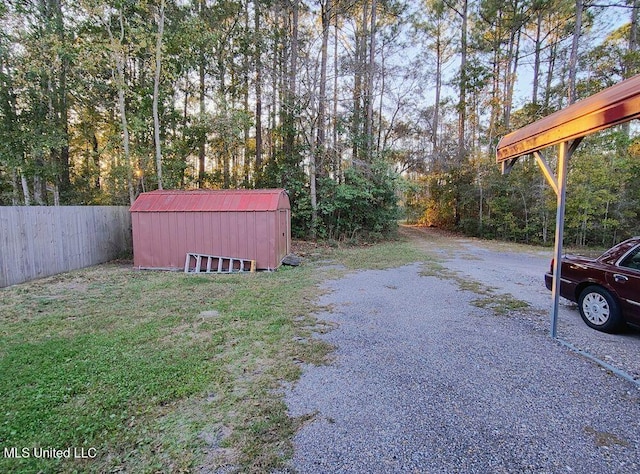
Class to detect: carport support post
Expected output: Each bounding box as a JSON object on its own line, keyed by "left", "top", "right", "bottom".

{"left": 536, "top": 138, "right": 581, "bottom": 339}
{"left": 549, "top": 142, "right": 569, "bottom": 339}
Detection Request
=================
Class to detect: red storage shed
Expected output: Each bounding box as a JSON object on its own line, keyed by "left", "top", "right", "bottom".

{"left": 130, "top": 189, "right": 291, "bottom": 271}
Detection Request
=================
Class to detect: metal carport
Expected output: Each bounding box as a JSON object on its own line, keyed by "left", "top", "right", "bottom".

{"left": 496, "top": 74, "right": 640, "bottom": 342}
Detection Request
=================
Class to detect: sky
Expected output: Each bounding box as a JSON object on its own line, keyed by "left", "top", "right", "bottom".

{"left": 513, "top": 4, "right": 634, "bottom": 104}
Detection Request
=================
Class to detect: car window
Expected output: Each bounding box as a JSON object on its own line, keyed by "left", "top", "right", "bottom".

{"left": 620, "top": 245, "right": 640, "bottom": 271}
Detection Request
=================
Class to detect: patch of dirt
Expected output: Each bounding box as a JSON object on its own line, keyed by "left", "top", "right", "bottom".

{"left": 198, "top": 426, "right": 239, "bottom": 474}
{"left": 290, "top": 240, "right": 336, "bottom": 261}
{"left": 584, "top": 426, "right": 630, "bottom": 448}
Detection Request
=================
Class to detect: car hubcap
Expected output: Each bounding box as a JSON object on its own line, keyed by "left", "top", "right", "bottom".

{"left": 582, "top": 293, "right": 610, "bottom": 325}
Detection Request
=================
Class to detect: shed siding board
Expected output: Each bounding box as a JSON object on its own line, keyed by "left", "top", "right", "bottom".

{"left": 135, "top": 214, "right": 146, "bottom": 268}
{"left": 154, "top": 213, "right": 162, "bottom": 267}
{"left": 230, "top": 212, "right": 240, "bottom": 257}
{"left": 158, "top": 214, "right": 168, "bottom": 267}
{"left": 218, "top": 212, "right": 229, "bottom": 256}
{"left": 238, "top": 211, "right": 248, "bottom": 258}
{"left": 252, "top": 212, "right": 259, "bottom": 259}
{"left": 270, "top": 211, "right": 277, "bottom": 268}
{"left": 230, "top": 212, "right": 241, "bottom": 257}
{"left": 172, "top": 212, "right": 184, "bottom": 267}
{"left": 201, "top": 212, "right": 212, "bottom": 256}
{"left": 161, "top": 212, "right": 170, "bottom": 267}
{"left": 150, "top": 213, "right": 160, "bottom": 267}
{"left": 273, "top": 211, "right": 279, "bottom": 266}
{"left": 279, "top": 211, "right": 284, "bottom": 259}
{"left": 177, "top": 212, "right": 190, "bottom": 267}
{"left": 252, "top": 211, "right": 260, "bottom": 263}
{"left": 167, "top": 212, "right": 176, "bottom": 267}
{"left": 259, "top": 212, "right": 268, "bottom": 268}
{"left": 213, "top": 211, "right": 222, "bottom": 255}
{"left": 132, "top": 213, "right": 143, "bottom": 267}
{"left": 247, "top": 211, "right": 256, "bottom": 263}
{"left": 248, "top": 212, "right": 255, "bottom": 258}
{"left": 229, "top": 212, "right": 239, "bottom": 256}
{"left": 210, "top": 212, "right": 216, "bottom": 256}
{"left": 256, "top": 212, "right": 268, "bottom": 268}
{"left": 170, "top": 211, "right": 182, "bottom": 267}
{"left": 193, "top": 213, "right": 201, "bottom": 257}
{"left": 228, "top": 213, "right": 238, "bottom": 257}
{"left": 267, "top": 211, "right": 276, "bottom": 269}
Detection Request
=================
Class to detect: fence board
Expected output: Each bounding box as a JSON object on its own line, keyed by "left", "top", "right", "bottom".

{"left": 0, "top": 206, "right": 131, "bottom": 288}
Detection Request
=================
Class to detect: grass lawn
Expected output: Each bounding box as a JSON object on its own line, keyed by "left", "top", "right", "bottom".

{"left": 0, "top": 235, "right": 429, "bottom": 473}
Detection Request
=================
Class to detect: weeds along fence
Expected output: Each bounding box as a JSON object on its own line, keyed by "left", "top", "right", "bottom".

{"left": 0, "top": 206, "right": 132, "bottom": 288}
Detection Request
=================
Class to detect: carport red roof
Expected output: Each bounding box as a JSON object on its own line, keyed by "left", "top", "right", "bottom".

{"left": 130, "top": 189, "right": 289, "bottom": 212}
{"left": 497, "top": 74, "right": 640, "bottom": 163}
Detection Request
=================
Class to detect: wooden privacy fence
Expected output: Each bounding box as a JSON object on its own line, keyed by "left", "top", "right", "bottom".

{"left": 0, "top": 206, "right": 132, "bottom": 288}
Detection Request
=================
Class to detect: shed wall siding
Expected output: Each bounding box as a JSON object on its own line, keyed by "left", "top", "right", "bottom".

{"left": 132, "top": 209, "right": 287, "bottom": 270}
{"left": 131, "top": 189, "right": 290, "bottom": 271}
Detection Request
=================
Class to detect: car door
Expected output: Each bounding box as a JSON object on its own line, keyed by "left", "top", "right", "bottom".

{"left": 607, "top": 244, "right": 640, "bottom": 325}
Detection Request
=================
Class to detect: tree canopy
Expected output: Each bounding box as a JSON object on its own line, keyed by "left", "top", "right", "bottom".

{"left": 1, "top": 0, "right": 638, "bottom": 244}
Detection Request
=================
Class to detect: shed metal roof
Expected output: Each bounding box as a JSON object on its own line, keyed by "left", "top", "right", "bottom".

{"left": 130, "top": 189, "right": 289, "bottom": 212}
{"left": 497, "top": 74, "right": 640, "bottom": 163}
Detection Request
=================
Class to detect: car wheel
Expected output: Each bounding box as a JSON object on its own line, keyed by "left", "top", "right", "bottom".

{"left": 577, "top": 285, "right": 623, "bottom": 333}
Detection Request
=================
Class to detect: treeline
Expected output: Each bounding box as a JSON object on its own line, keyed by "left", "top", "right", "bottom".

{"left": 405, "top": 131, "right": 640, "bottom": 247}
{"left": 0, "top": 0, "right": 639, "bottom": 243}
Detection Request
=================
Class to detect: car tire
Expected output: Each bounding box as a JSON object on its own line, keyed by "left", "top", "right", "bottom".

{"left": 577, "top": 285, "right": 623, "bottom": 333}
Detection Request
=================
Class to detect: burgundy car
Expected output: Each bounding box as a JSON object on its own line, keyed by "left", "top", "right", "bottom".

{"left": 544, "top": 237, "right": 640, "bottom": 333}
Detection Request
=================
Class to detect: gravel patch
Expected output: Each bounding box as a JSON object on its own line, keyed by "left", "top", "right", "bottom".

{"left": 284, "top": 263, "right": 640, "bottom": 473}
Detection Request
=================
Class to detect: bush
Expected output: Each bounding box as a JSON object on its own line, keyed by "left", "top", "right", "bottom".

{"left": 317, "top": 161, "right": 399, "bottom": 240}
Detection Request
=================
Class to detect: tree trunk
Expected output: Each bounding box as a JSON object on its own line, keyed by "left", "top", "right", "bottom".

{"left": 21, "top": 174, "right": 31, "bottom": 205}
{"left": 153, "top": 0, "right": 165, "bottom": 190}
{"left": 312, "top": 0, "right": 332, "bottom": 236}
{"left": 489, "top": 40, "right": 500, "bottom": 143}
{"left": 92, "top": 133, "right": 100, "bottom": 189}
{"left": 532, "top": 10, "right": 542, "bottom": 105}
{"left": 433, "top": 32, "right": 442, "bottom": 156}
{"left": 254, "top": 0, "right": 263, "bottom": 173}
{"left": 218, "top": 57, "right": 230, "bottom": 188}
{"left": 365, "top": 0, "right": 377, "bottom": 159}
{"left": 503, "top": 28, "right": 521, "bottom": 131}
{"left": 352, "top": 4, "right": 365, "bottom": 163}
{"left": 543, "top": 41, "right": 557, "bottom": 110}
{"left": 283, "top": 0, "right": 299, "bottom": 160}
{"left": 630, "top": 0, "right": 638, "bottom": 64}
{"left": 567, "top": 0, "right": 583, "bottom": 105}
{"left": 117, "top": 61, "right": 135, "bottom": 205}
{"left": 106, "top": 10, "right": 135, "bottom": 204}
{"left": 49, "top": 0, "right": 71, "bottom": 200}
{"left": 10, "top": 168, "right": 18, "bottom": 205}
{"left": 33, "top": 163, "right": 45, "bottom": 205}
{"left": 455, "top": 0, "right": 468, "bottom": 162}
{"left": 198, "top": 0, "right": 207, "bottom": 188}
{"left": 333, "top": 11, "right": 340, "bottom": 181}
{"left": 317, "top": 0, "right": 330, "bottom": 159}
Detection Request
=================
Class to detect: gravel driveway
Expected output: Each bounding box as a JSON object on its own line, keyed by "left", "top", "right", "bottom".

{"left": 284, "top": 229, "right": 640, "bottom": 473}
{"left": 443, "top": 233, "right": 640, "bottom": 381}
